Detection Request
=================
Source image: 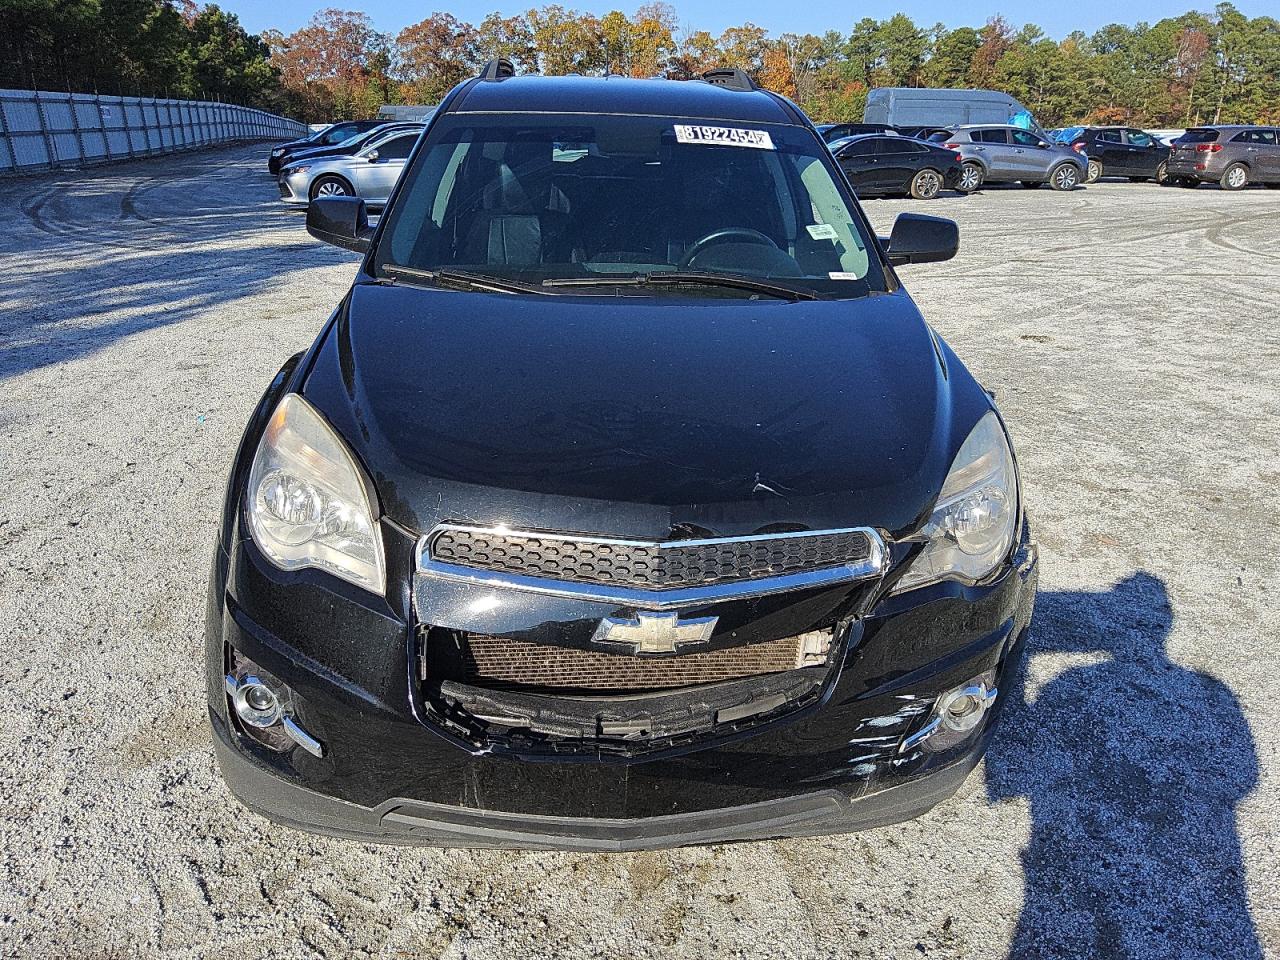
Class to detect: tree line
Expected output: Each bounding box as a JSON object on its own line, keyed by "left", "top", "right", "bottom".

{"left": 2, "top": 2, "right": 1277, "bottom": 127}
{"left": 0, "top": 2, "right": 285, "bottom": 107}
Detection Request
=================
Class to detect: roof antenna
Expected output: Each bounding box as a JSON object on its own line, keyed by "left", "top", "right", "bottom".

{"left": 480, "top": 58, "right": 516, "bottom": 81}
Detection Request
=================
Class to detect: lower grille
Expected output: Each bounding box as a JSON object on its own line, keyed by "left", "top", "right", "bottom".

{"left": 431, "top": 629, "right": 834, "bottom": 691}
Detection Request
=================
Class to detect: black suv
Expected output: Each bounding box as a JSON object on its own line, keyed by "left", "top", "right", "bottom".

{"left": 1066, "top": 126, "right": 1170, "bottom": 184}
{"left": 210, "top": 62, "right": 1038, "bottom": 850}
{"left": 268, "top": 120, "right": 385, "bottom": 174}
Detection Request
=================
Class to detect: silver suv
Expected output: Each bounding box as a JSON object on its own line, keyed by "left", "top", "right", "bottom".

{"left": 1166, "top": 126, "right": 1280, "bottom": 190}
{"left": 932, "top": 125, "right": 1087, "bottom": 191}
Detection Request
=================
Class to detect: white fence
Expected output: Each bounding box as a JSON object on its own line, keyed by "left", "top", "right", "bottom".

{"left": 0, "top": 89, "right": 306, "bottom": 175}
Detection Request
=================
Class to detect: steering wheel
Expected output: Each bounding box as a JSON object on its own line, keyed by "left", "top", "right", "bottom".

{"left": 678, "top": 228, "right": 778, "bottom": 269}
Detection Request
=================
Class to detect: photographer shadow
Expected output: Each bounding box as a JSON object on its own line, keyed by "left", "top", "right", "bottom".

{"left": 986, "top": 572, "right": 1261, "bottom": 959}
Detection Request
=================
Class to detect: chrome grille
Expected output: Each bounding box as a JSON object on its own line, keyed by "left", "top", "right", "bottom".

{"left": 428, "top": 526, "right": 877, "bottom": 591}
{"left": 434, "top": 628, "right": 834, "bottom": 691}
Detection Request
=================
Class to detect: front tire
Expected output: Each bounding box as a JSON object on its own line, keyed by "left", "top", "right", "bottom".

{"left": 1220, "top": 163, "right": 1248, "bottom": 190}
{"left": 958, "top": 161, "right": 984, "bottom": 193}
{"left": 1154, "top": 160, "right": 1168, "bottom": 183}
{"left": 1049, "top": 163, "right": 1081, "bottom": 191}
{"left": 310, "top": 175, "right": 353, "bottom": 201}
{"left": 909, "top": 168, "right": 943, "bottom": 200}
{"left": 1085, "top": 159, "right": 1102, "bottom": 183}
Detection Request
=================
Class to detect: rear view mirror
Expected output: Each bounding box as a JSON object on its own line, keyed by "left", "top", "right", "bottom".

{"left": 883, "top": 213, "right": 959, "bottom": 266}
{"left": 307, "top": 197, "right": 374, "bottom": 254}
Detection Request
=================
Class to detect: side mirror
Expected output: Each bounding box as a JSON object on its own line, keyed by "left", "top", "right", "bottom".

{"left": 365, "top": 149, "right": 380, "bottom": 162}
{"left": 307, "top": 196, "right": 374, "bottom": 254}
{"left": 882, "top": 213, "right": 958, "bottom": 266}
{"left": 1038, "top": 141, "right": 1051, "bottom": 149}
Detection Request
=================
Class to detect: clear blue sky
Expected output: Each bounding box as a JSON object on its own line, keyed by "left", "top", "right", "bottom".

{"left": 224, "top": 0, "right": 1266, "bottom": 42}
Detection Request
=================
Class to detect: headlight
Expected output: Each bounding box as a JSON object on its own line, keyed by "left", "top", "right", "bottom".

{"left": 246, "top": 394, "right": 385, "bottom": 595}
{"left": 285, "top": 165, "right": 310, "bottom": 176}
{"left": 891, "top": 411, "right": 1017, "bottom": 593}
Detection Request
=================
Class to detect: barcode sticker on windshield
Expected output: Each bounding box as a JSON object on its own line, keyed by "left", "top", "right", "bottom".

{"left": 674, "top": 125, "right": 775, "bottom": 150}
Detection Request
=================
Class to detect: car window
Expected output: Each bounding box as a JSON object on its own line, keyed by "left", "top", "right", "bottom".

{"left": 927, "top": 131, "right": 953, "bottom": 143}
{"left": 1232, "top": 129, "right": 1278, "bottom": 145}
{"left": 374, "top": 134, "right": 417, "bottom": 160}
{"left": 878, "top": 139, "right": 926, "bottom": 154}
{"left": 840, "top": 139, "right": 877, "bottom": 157}
{"left": 322, "top": 125, "right": 357, "bottom": 145}
{"left": 1096, "top": 130, "right": 1121, "bottom": 144}
{"left": 1177, "top": 129, "right": 1220, "bottom": 144}
{"left": 375, "top": 115, "right": 885, "bottom": 299}
{"left": 1010, "top": 130, "right": 1046, "bottom": 147}
{"left": 1126, "top": 130, "right": 1155, "bottom": 147}
{"left": 973, "top": 129, "right": 1009, "bottom": 144}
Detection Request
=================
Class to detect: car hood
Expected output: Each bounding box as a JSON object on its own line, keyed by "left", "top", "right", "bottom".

{"left": 301, "top": 281, "right": 991, "bottom": 541}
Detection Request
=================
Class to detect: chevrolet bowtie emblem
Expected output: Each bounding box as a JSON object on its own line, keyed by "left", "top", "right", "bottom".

{"left": 591, "top": 611, "right": 718, "bottom": 655}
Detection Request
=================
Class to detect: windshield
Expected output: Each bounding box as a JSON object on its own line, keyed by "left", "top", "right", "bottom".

{"left": 373, "top": 114, "right": 885, "bottom": 299}
{"left": 1177, "top": 129, "right": 1219, "bottom": 144}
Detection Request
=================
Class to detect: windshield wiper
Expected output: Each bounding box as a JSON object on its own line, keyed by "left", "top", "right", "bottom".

{"left": 379, "top": 264, "right": 548, "bottom": 295}
{"left": 542, "top": 271, "right": 821, "bottom": 301}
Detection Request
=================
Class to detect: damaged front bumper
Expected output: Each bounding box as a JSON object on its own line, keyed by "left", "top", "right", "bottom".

{"left": 206, "top": 524, "right": 1038, "bottom": 851}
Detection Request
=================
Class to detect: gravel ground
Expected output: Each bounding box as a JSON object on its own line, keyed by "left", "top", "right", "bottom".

{"left": 1, "top": 145, "right": 1277, "bottom": 959}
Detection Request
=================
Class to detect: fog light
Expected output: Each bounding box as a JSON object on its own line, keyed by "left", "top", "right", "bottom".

{"left": 224, "top": 649, "right": 325, "bottom": 758}
{"left": 899, "top": 674, "right": 998, "bottom": 753}
{"left": 938, "top": 684, "right": 991, "bottom": 733}
{"left": 232, "top": 676, "right": 282, "bottom": 728}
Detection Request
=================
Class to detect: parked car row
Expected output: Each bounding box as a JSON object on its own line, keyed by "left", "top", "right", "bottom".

{"left": 825, "top": 124, "right": 1086, "bottom": 199}
{"left": 270, "top": 116, "right": 1279, "bottom": 217}
{"left": 816, "top": 122, "right": 1280, "bottom": 199}
{"left": 265, "top": 117, "right": 435, "bottom": 208}
{"left": 277, "top": 124, "right": 426, "bottom": 207}
{"left": 268, "top": 120, "right": 386, "bottom": 174}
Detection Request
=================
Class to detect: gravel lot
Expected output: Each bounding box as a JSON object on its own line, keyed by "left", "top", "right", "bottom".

{"left": 1, "top": 144, "right": 1277, "bottom": 959}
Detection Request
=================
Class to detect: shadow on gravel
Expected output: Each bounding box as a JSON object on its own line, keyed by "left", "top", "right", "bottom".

{"left": 0, "top": 239, "right": 342, "bottom": 381}
{"left": 0, "top": 146, "right": 353, "bottom": 381}
{"left": 987, "top": 573, "right": 1260, "bottom": 959}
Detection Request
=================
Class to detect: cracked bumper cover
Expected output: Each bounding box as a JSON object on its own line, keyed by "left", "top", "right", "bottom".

{"left": 207, "top": 527, "right": 1038, "bottom": 850}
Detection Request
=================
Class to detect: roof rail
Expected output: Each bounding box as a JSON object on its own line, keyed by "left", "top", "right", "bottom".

{"left": 700, "top": 68, "right": 757, "bottom": 92}
{"left": 480, "top": 58, "right": 515, "bottom": 81}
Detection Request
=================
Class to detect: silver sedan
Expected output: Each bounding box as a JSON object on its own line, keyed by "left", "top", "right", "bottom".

{"left": 277, "top": 127, "right": 423, "bottom": 207}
